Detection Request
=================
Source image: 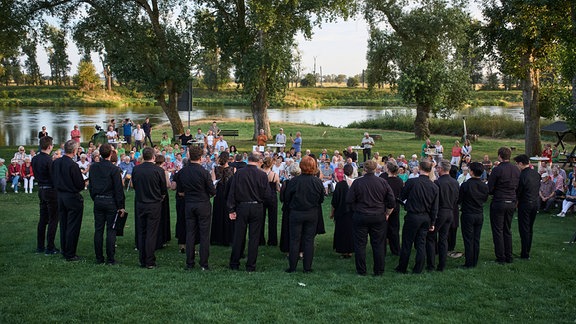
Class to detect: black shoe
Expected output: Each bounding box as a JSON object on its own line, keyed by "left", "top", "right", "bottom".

{"left": 229, "top": 266, "right": 239, "bottom": 271}
{"left": 180, "top": 248, "right": 185, "bottom": 254}
{"left": 285, "top": 268, "right": 296, "bottom": 273}
{"left": 35, "top": 248, "right": 45, "bottom": 254}
{"left": 45, "top": 248, "right": 60, "bottom": 255}
{"left": 303, "top": 269, "right": 313, "bottom": 274}
{"left": 96, "top": 260, "right": 105, "bottom": 265}
{"left": 184, "top": 265, "right": 194, "bottom": 271}
{"left": 426, "top": 266, "right": 435, "bottom": 271}
{"left": 394, "top": 267, "right": 407, "bottom": 274}
{"left": 459, "top": 265, "right": 472, "bottom": 269}
{"left": 106, "top": 260, "right": 118, "bottom": 266}
{"left": 66, "top": 256, "right": 81, "bottom": 262}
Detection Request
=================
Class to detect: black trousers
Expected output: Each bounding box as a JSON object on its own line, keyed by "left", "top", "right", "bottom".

{"left": 363, "top": 148, "right": 372, "bottom": 162}
{"left": 37, "top": 188, "right": 59, "bottom": 251}
{"left": 230, "top": 203, "right": 264, "bottom": 271}
{"left": 490, "top": 201, "right": 515, "bottom": 263}
{"left": 260, "top": 195, "right": 278, "bottom": 246}
{"left": 397, "top": 213, "right": 430, "bottom": 273}
{"left": 124, "top": 135, "right": 132, "bottom": 145}
{"left": 144, "top": 133, "right": 153, "bottom": 146}
{"left": 93, "top": 197, "right": 117, "bottom": 263}
{"left": 135, "top": 140, "right": 143, "bottom": 151}
{"left": 353, "top": 212, "right": 387, "bottom": 275}
{"left": 426, "top": 211, "right": 452, "bottom": 271}
{"left": 461, "top": 213, "right": 483, "bottom": 267}
{"left": 175, "top": 195, "right": 186, "bottom": 245}
{"left": 386, "top": 204, "right": 400, "bottom": 256}
{"left": 58, "top": 192, "right": 84, "bottom": 260}
{"left": 517, "top": 201, "right": 538, "bottom": 259}
{"left": 288, "top": 209, "right": 318, "bottom": 272}
{"left": 185, "top": 200, "right": 212, "bottom": 268}
{"left": 136, "top": 201, "right": 162, "bottom": 267}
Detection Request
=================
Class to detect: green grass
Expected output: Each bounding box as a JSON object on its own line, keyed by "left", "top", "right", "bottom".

{"left": 1, "top": 180, "right": 575, "bottom": 322}
{"left": 1, "top": 121, "right": 575, "bottom": 322}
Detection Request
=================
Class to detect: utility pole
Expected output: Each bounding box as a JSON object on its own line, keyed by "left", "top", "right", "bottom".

{"left": 320, "top": 66, "right": 323, "bottom": 87}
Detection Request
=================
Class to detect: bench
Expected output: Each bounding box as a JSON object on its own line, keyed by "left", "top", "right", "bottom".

{"left": 220, "top": 129, "right": 239, "bottom": 139}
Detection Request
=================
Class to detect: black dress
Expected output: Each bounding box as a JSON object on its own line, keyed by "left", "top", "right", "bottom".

{"left": 260, "top": 172, "right": 279, "bottom": 246}
{"left": 279, "top": 179, "right": 291, "bottom": 253}
{"left": 331, "top": 180, "right": 354, "bottom": 254}
{"left": 210, "top": 165, "right": 235, "bottom": 246}
{"left": 156, "top": 190, "right": 171, "bottom": 249}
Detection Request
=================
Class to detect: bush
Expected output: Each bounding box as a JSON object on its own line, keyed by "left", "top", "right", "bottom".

{"left": 300, "top": 73, "right": 317, "bottom": 87}
{"left": 346, "top": 77, "right": 359, "bottom": 88}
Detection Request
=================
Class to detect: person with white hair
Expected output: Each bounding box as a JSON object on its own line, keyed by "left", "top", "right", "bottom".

{"left": 14, "top": 146, "right": 27, "bottom": 165}
{"left": 77, "top": 153, "right": 90, "bottom": 183}
{"left": 360, "top": 132, "right": 375, "bottom": 162}
{"left": 408, "top": 154, "right": 419, "bottom": 170}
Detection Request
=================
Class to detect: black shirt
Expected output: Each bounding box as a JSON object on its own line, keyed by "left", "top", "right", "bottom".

{"left": 179, "top": 133, "right": 193, "bottom": 146}
{"left": 400, "top": 175, "right": 439, "bottom": 224}
{"left": 52, "top": 155, "right": 85, "bottom": 194}
{"left": 227, "top": 164, "right": 269, "bottom": 212}
{"left": 435, "top": 174, "right": 460, "bottom": 211}
{"left": 347, "top": 173, "right": 396, "bottom": 215}
{"left": 459, "top": 177, "right": 489, "bottom": 215}
{"left": 31, "top": 151, "right": 54, "bottom": 187}
{"left": 173, "top": 162, "right": 216, "bottom": 202}
{"left": 88, "top": 159, "right": 125, "bottom": 209}
{"left": 142, "top": 122, "right": 152, "bottom": 134}
{"left": 488, "top": 161, "right": 520, "bottom": 202}
{"left": 343, "top": 150, "right": 358, "bottom": 162}
{"left": 132, "top": 162, "right": 167, "bottom": 203}
{"left": 517, "top": 167, "right": 541, "bottom": 203}
{"left": 285, "top": 174, "right": 324, "bottom": 212}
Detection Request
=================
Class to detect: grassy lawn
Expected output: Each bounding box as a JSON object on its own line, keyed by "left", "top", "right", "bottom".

{"left": 1, "top": 121, "right": 574, "bottom": 322}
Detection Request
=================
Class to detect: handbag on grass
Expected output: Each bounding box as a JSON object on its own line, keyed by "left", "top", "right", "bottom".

{"left": 113, "top": 211, "right": 128, "bottom": 236}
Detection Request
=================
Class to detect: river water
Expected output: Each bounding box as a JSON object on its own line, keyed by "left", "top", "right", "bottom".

{"left": 0, "top": 105, "right": 523, "bottom": 146}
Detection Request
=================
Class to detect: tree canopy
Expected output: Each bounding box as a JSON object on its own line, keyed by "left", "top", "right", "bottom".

{"left": 365, "top": 0, "right": 471, "bottom": 139}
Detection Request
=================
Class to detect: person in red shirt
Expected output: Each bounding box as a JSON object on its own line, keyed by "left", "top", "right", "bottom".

{"left": 20, "top": 157, "right": 34, "bottom": 193}
{"left": 8, "top": 159, "right": 21, "bottom": 193}
{"left": 71, "top": 125, "right": 81, "bottom": 143}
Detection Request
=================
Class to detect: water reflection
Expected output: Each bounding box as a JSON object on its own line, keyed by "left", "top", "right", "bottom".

{"left": 0, "top": 105, "right": 523, "bottom": 146}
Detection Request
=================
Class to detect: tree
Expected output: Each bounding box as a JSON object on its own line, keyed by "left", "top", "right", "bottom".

{"left": 483, "top": 0, "right": 569, "bottom": 156}
{"left": 365, "top": 0, "right": 471, "bottom": 139}
{"left": 34, "top": 0, "right": 192, "bottom": 137}
{"left": 43, "top": 25, "right": 71, "bottom": 86}
{"left": 335, "top": 74, "right": 347, "bottom": 84}
{"left": 346, "top": 76, "right": 359, "bottom": 87}
{"left": 74, "top": 59, "right": 100, "bottom": 90}
{"left": 195, "top": 0, "right": 355, "bottom": 139}
{"left": 21, "top": 37, "right": 42, "bottom": 85}
{"left": 0, "top": 0, "right": 27, "bottom": 75}
{"left": 301, "top": 73, "right": 317, "bottom": 87}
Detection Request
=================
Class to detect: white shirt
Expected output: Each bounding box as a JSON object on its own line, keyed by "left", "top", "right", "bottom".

{"left": 276, "top": 133, "right": 286, "bottom": 144}
{"left": 215, "top": 139, "right": 228, "bottom": 152}
{"left": 133, "top": 129, "right": 145, "bottom": 141}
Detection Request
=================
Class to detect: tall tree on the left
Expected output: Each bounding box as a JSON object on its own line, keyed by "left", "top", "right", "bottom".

{"left": 31, "top": 0, "right": 191, "bottom": 136}
{"left": 0, "top": 0, "right": 27, "bottom": 78}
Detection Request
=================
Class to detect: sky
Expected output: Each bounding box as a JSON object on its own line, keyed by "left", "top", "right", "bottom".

{"left": 36, "top": 2, "right": 482, "bottom": 79}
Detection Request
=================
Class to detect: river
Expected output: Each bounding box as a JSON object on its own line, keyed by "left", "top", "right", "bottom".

{"left": 0, "top": 105, "right": 523, "bottom": 146}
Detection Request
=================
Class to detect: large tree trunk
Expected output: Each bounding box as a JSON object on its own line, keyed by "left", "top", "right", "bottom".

{"left": 157, "top": 81, "right": 184, "bottom": 138}
{"left": 522, "top": 54, "right": 541, "bottom": 156}
{"left": 414, "top": 102, "right": 431, "bottom": 140}
{"left": 252, "top": 86, "right": 271, "bottom": 141}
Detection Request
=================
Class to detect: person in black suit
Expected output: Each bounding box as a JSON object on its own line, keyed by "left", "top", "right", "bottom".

{"left": 132, "top": 147, "right": 167, "bottom": 269}
{"left": 31, "top": 136, "right": 59, "bottom": 255}
{"left": 52, "top": 140, "right": 85, "bottom": 261}
{"left": 172, "top": 146, "right": 216, "bottom": 270}
{"left": 347, "top": 160, "right": 395, "bottom": 276}
{"left": 227, "top": 151, "right": 270, "bottom": 272}
{"left": 426, "top": 160, "right": 459, "bottom": 271}
{"left": 488, "top": 147, "right": 520, "bottom": 264}
{"left": 458, "top": 162, "right": 489, "bottom": 268}
{"left": 396, "top": 160, "right": 439, "bottom": 274}
{"left": 514, "top": 154, "right": 541, "bottom": 259}
{"left": 284, "top": 156, "right": 325, "bottom": 273}
{"left": 382, "top": 162, "right": 403, "bottom": 256}
{"left": 88, "top": 143, "right": 125, "bottom": 265}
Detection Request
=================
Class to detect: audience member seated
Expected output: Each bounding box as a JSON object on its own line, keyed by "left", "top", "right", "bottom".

{"left": 557, "top": 179, "right": 576, "bottom": 217}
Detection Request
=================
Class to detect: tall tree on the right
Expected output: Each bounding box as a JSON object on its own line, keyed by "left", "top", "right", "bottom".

{"left": 483, "top": 0, "right": 569, "bottom": 156}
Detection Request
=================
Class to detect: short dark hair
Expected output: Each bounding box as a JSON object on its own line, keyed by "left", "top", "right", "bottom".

{"left": 469, "top": 162, "right": 484, "bottom": 177}
{"left": 513, "top": 154, "right": 530, "bottom": 165}
{"left": 218, "top": 151, "right": 230, "bottom": 166}
{"left": 498, "top": 147, "right": 512, "bottom": 161}
{"left": 155, "top": 154, "right": 165, "bottom": 165}
{"left": 343, "top": 164, "right": 354, "bottom": 176}
{"left": 40, "top": 136, "right": 53, "bottom": 150}
{"left": 64, "top": 140, "right": 78, "bottom": 154}
{"left": 387, "top": 162, "right": 398, "bottom": 175}
{"left": 189, "top": 146, "right": 203, "bottom": 161}
{"left": 363, "top": 160, "right": 377, "bottom": 173}
{"left": 142, "top": 147, "right": 155, "bottom": 161}
{"left": 419, "top": 160, "right": 433, "bottom": 173}
{"left": 99, "top": 143, "right": 112, "bottom": 159}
